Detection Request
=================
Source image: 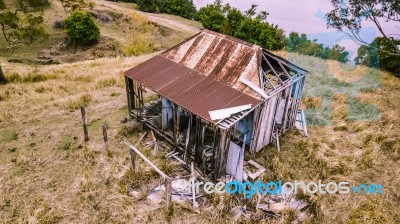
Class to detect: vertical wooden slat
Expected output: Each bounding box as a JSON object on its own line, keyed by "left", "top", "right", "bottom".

{"left": 201, "top": 124, "right": 206, "bottom": 174}
{"left": 184, "top": 113, "right": 192, "bottom": 161}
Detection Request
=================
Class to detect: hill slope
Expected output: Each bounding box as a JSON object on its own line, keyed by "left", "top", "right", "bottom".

{"left": 0, "top": 0, "right": 200, "bottom": 63}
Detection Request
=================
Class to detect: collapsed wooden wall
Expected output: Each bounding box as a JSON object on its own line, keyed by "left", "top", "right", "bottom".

{"left": 250, "top": 75, "right": 306, "bottom": 153}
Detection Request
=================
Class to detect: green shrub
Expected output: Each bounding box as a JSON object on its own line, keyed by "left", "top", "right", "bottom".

{"left": 64, "top": 11, "right": 100, "bottom": 45}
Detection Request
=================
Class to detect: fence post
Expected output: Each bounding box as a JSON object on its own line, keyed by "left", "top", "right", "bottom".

{"left": 130, "top": 149, "right": 137, "bottom": 173}
{"left": 102, "top": 124, "right": 108, "bottom": 150}
{"left": 80, "top": 107, "right": 89, "bottom": 142}
{"left": 165, "top": 179, "right": 172, "bottom": 208}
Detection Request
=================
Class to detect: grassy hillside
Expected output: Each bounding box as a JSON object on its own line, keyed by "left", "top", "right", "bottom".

{"left": 0, "top": 50, "right": 399, "bottom": 223}
{"left": 0, "top": 1, "right": 195, "bottom": 63}
{"left": 0, "top": 1, "right": 399, "bottom": 223}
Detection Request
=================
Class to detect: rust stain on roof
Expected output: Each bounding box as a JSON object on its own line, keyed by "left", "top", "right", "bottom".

{"left": 161, "top": 30, "right": 262, "bottom": 99}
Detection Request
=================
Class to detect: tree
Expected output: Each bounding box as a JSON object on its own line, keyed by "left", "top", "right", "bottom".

{"left": 326, "top": 0, "right": 399, "bottom": 57}
{"left": 163, "top": 0, "right": 197, "bottom": 19}
{"left": 198, "top": 1, "right": 285, "bottom": 51}
{"left": 198, "top": 0, "right": 225, "bottom": 32}
{"left": 0, "top": 0, "right": 48, "bottom": 47}
{"left": 328, "top": 44, "right": 349, "bottom": 63}
{"left": 136, "top": 0, "right": 163, "bottom": 13}
{"left": 64, "top": 10, "right": 99, "bottom": 45}
{"left": 355, "top": 37, "right": 400, "bottom": 76}
{"left": 285, "top": 32, "right": 350, "bottom": 63}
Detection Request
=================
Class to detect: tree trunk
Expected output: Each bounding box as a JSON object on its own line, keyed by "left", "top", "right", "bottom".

{"left": 0, "top": 65, "right": 7, "bottom": 84}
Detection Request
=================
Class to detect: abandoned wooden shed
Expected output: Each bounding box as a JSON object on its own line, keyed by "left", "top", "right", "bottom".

{"left": 124, "top": 30, "right": 307, "bottom": 179}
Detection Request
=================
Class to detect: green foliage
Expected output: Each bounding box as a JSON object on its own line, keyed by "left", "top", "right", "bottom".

{"left": 6, "top": 72, "right": 56, "bottom": 83}
{"left": 136, "top": 0, "right": 197, "bottom": 19}
{"left": 64, "top": 10, "right": 100, "bottom": 44}
{"left": 198, "top": 1, "right": 285, "bottom": 50}
{"left": 0, "top": 0, "right": 48, "bottom": 47}
{"left": 136, "top": 0, "right": 163, "bottom": 13}
{"left": 286, "top": 32, "right": 349, "bottom": 63}
{"left": 355, "top": 37, "right": 400, "bottom": 76}
{"left": 163, "top": 0, "right": 196, "bottom": 20}
{"left": 197, "top": 0, "right": 224, "bottom": 31}
{"left": 326, "top": 0, "right": 399, "bottom": 68}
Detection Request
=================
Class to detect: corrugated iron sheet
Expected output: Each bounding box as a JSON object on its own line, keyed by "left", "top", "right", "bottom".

{"left": 161, "top": 30, "right": 262, "bottom": 99}
{"left": 125, "top": 55, "right": 262, "bottom": 124}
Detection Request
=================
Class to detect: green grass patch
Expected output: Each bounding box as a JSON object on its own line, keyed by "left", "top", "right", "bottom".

{"left": 62, "top": 93, "right": 92, "bottom": 111}
{"left": 95, "top": 77, "right": 117, "bottom": 89}
{"left": 6, "top": 72, "right": 57, "bottom": 83}
{"left": 1, "top": 128, "right": 18, "bottom": 143}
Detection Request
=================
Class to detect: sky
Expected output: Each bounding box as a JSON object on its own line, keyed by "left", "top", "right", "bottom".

{"left": 193, "top": 0, "right": 400, "bottom": 60}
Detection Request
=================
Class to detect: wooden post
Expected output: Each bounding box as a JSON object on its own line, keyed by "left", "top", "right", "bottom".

{"left": 172, "top": 104, "right": 180, "bottom": 147}
{"left": 125, "top": 76, "right": 135, "bottom": 119}
{"left": 102, "top": 124, "right": 108, "bottom": 150}
{"left": 191, "top": 162, "right": 196, "bottom": 209}
{"left": 130, "top": 149, "right": 137, "bottom": 173}
{"left": 80, "top": 107, "right": 89, "bottom": 142}
{"left": 165, "top": 179, "right": 172, "bottom": 208}
{"left": 0, "top": 66, "right": 7, "bottom": 84}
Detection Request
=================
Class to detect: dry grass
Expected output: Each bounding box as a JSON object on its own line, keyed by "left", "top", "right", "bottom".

{"left": 0, "top": 50, "right": 399, "bottom": 223}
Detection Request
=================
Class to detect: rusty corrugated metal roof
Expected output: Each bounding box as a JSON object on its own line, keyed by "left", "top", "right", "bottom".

{"left": 125, "top": 55, "right": 262, "bottom": 124}
{"left": 161, "top": 30, "right": 263, "bottom": 99}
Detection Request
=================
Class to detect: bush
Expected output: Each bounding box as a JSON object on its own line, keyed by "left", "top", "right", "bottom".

{"left": 53, "top": 20, "right": 64, "bottom": 29}
{"left": 64, "top": 11, "right": 100, "bottom": 45}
